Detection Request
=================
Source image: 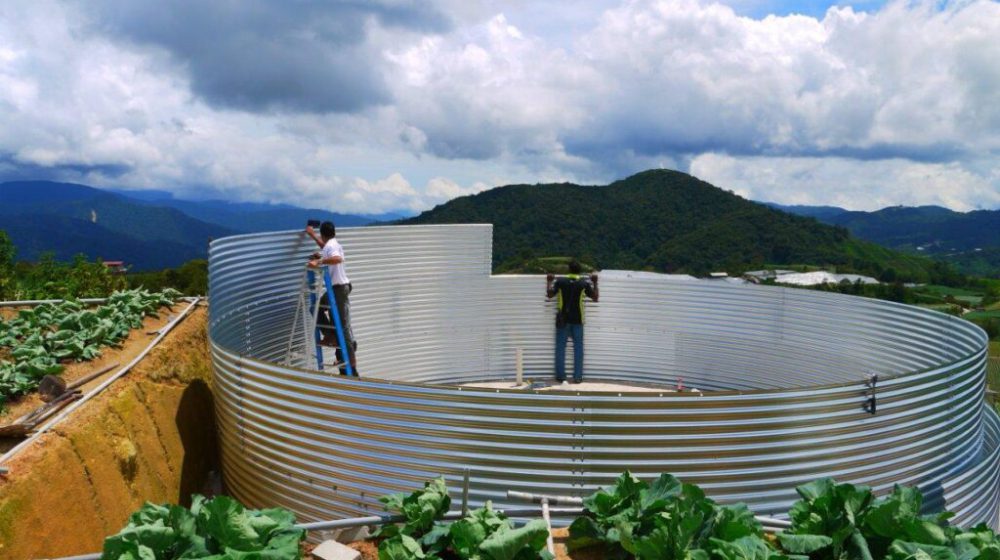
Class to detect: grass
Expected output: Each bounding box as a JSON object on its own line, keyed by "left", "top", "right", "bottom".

{"left": 842, "top": 239, "right": 937, "bottom": 281}
{"left": 918, "top": 285, "right": 983, "bottom": 297}
{"left": 991, "top": 340, "right": 1000, "bottom": 358}
{"left": 913, "top": 284, "right": 984, "bottom": 305}
{"left": 916, "top": 303, "right": 963, "bottom": 316}
{"left": 966, "top": 310, "right": 1000, "bottom": 321}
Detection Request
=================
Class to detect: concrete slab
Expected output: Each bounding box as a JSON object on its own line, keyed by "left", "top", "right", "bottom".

{"left": 312, "top": 539, "right": 361, "bottom": 560}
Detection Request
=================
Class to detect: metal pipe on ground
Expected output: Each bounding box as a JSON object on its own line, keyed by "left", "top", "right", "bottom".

{"left": 0, "top": 297, "right": 201, "bottom": 469}
{"left": 45, "top": 504, "right": 792, "bottom": 560}
{"left": 541, "top": 497, "right": 555, "bottom": 556}
{"left": 0, "top": 296, "right": 201, "bottom": 308}
{"left": 507, "top": 490, "right": 792, "bottom": 530}
{"left": 44, "top": 507, "right": 588, "bottom": 560}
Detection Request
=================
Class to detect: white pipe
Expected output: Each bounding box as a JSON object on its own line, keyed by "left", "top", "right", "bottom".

{"left": 507, "top": 491, "right": 792, "bottom": 530}
{"left": 0, "top": 298, "right": 201, "bottom": 468}
{"left": 0, "top": 296, "right": 200, "bottom": 308}
{"left": 46, "top": 505, "right": 784, "bottom": 560}
{"left": 45, "top": 507, "right": 586, "bottom": 560}
{"left": 541, "top": 497, "right": 555, "bottom": 556}
{"left": 515, "top": 347, "right": 523, "bottom": 384}
{"left": 508, "top": 490, "right": 583, "bottom": 505}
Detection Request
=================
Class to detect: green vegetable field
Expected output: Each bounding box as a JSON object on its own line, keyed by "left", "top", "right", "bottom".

{"left": 101, "top": 495, "right": 304, "bottom": 559}
{"left": 377, "top": 472, "right": 1000, "bottom": 560}
{"left": 99, "top": 470, "right": 1000, "bottom": 559}
{"left": 0, "top": 288, "right": 180, "bottom": 407}
{"left": 376, "top": 478, "right": 554, "bottom": 560}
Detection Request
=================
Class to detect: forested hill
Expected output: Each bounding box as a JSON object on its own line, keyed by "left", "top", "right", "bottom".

{"left": 402, "top": 169, "right": 955, "bottom": 282}
{"left": 770, "top": 203, "right": 1000, "bottom": 277}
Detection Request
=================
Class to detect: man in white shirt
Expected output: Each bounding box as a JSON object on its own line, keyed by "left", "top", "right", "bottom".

{"left": 306, "top": 221, "right": 357, "bottom": 376}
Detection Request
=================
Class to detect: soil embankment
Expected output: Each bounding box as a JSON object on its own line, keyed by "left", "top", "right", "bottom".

{"left": 0, "top": 305, "right": 215, "bottom": 559}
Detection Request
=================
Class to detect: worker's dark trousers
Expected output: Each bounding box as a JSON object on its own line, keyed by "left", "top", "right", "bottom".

{"left": 555, "top": 324, "right": 584, "bottom": 382}
{"left": 318, "top": 283, "right": 356, "bottom": 353}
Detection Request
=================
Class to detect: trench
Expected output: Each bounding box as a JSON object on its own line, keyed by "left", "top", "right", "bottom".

{"left": 0, "top": 307, "right": 217, "bottom": 560}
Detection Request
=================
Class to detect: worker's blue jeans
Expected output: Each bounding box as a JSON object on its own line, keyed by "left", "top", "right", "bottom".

{"left": 555, "top": 324, "right": 584, "bottom": 382}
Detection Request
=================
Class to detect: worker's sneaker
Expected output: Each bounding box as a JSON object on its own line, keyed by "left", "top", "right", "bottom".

{"left": 560, "top": 380, "right": 569, "bottom": 386}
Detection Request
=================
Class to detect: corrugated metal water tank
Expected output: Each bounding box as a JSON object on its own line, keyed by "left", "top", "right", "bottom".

{"left": 209, "top": 224, "right": 1000, "bottom": 529}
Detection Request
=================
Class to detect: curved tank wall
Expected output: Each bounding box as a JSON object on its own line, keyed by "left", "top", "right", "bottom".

{"left": 209, "top": 225, "right": 1000, "bottom": 528}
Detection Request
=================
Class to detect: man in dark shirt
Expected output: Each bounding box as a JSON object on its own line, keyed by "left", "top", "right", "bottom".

{"left": 546, "top": 260, "right": 599, "bottom": 384}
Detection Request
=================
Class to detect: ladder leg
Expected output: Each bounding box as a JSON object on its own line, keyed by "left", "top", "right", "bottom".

{"left": 322, "top": 268, "right": 354, "bottom": 376}
{"left": 284, "top": 291, "right": 304, "bottom": 366}
{"left": 286, "top": 270, "right": 316, "bottom": 366}
{"left": 307, "top": 269, "right": 324, "bottom": 369}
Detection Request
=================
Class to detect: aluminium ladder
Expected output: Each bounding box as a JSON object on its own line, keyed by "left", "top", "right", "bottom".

{"left": 284, "top": 266, "right": 355, "bottom": 376}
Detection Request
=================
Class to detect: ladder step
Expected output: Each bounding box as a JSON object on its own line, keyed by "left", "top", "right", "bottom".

{"left": 297, "top": 266, "right": 354, "bottom": 377}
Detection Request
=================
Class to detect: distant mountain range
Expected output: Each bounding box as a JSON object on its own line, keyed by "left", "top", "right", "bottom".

{"left": 404, "top": 169, "right": 956, "bottom": 283}
{"left": 0, "top": 181, "right": 406, "bottom": 270}
{"left": 2, "top": 176, "right": 995, "bottom": 279}
{"left": 105, "top": 188, "right": 408, "bottom": 231}
{"left": 767, "top": 203, "right": 1000, "bottom": 276}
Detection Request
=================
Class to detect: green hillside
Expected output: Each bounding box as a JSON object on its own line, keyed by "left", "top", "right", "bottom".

{"left": 404, "top": 169, "right": 956, "bottom": 282}
{"left": 0, "top": 181, "right": 231, "bottom": 249}
{"left": 773, "top": 203, "right": 1000, "bottom": 277}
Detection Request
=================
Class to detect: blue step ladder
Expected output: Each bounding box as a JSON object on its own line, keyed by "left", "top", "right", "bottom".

{"left": 285, "top": 266, "right": 355, "bottom": 376}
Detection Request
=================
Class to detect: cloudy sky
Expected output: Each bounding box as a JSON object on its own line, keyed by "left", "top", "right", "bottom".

{"left": 0, "top": 0, "right": 998, "bottom": 213}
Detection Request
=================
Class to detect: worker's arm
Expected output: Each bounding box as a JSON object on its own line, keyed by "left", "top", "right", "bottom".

{"left": 305, "top": 226, "right": 325, "bottom": 249}
{"left": 308, "top": 254, "right": 344, "bottom": 267}
{"left": 546, "top": 274, "right": 557, "bottom": 299}
{"left": 588, "top": 274, "right": 599, "bottom": 302}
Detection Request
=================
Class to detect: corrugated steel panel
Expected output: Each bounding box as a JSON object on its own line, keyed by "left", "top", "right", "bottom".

{"left": 209, "top": 225, "right": 999, "bottom": 528}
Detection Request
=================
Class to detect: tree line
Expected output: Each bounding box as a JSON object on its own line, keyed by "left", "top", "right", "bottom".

{"left": 0, "top": 230, "right": 206, "bottom": 300}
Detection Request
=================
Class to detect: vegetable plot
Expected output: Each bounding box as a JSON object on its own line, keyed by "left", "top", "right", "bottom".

{"left": 567, "top": 473, "right": 1000, "bottom": 560}
{"left": 99, "top": 473, "right": 1000, "bottom": 560}
{"left": 0, "top": 288, "right": 180, "bottom": 406}
{"left": 101, "top": 495, "right": 304, "bottom": 560}
{"left": 777, "top": 478, "right": 1000, "bottom": 560}
{"left": 376, "top": 477, "right": 554, "bottom": 560}
{"left": 378, "top": 472, "right": 1000, "bottom": 559}
{"left": 567, "top": 471, "right": 776, "bottom": 560}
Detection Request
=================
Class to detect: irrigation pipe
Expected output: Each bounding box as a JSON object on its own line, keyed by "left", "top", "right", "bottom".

{"left": 0, "top": 296, "right": 201, "bottom": 308}
{"left": 0, "top": 297, "right": 202, "bottom": 469}
{"left": 46, "top": 504, "right": 793, "bottom": 560}
{"left": 506, "top": 490, "right": 791, "bottom": 530}
{"left": 46, "top": 507, "right": 587, "bottom": 560}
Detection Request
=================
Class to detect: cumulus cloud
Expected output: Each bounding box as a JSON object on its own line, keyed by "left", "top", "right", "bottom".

{"left": 0, "top": 0, "right": 997, "bottom": 213}
{"left": 562, "top": 0, "right": 1000, "bottom": 164}
{"left": 378, "top": 0, "right": 1000, "bottom": 208}
{"left": 690, "top": 153, "right": 1000, "bottom": 211}
{"left": 81, "top": 0, "right": 451, "bottom": 113}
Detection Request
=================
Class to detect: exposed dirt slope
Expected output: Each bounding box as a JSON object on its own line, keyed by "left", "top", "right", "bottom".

{"left": 0, "top": 310, "right": 174, "bottom": 435}
{"left": 0, "top": 305, "right": 215, "bottom": 560}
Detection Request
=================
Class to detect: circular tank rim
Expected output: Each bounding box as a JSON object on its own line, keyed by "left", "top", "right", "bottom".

{"left": 207, "top": 225, "right": 1000, "bottom": 530}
